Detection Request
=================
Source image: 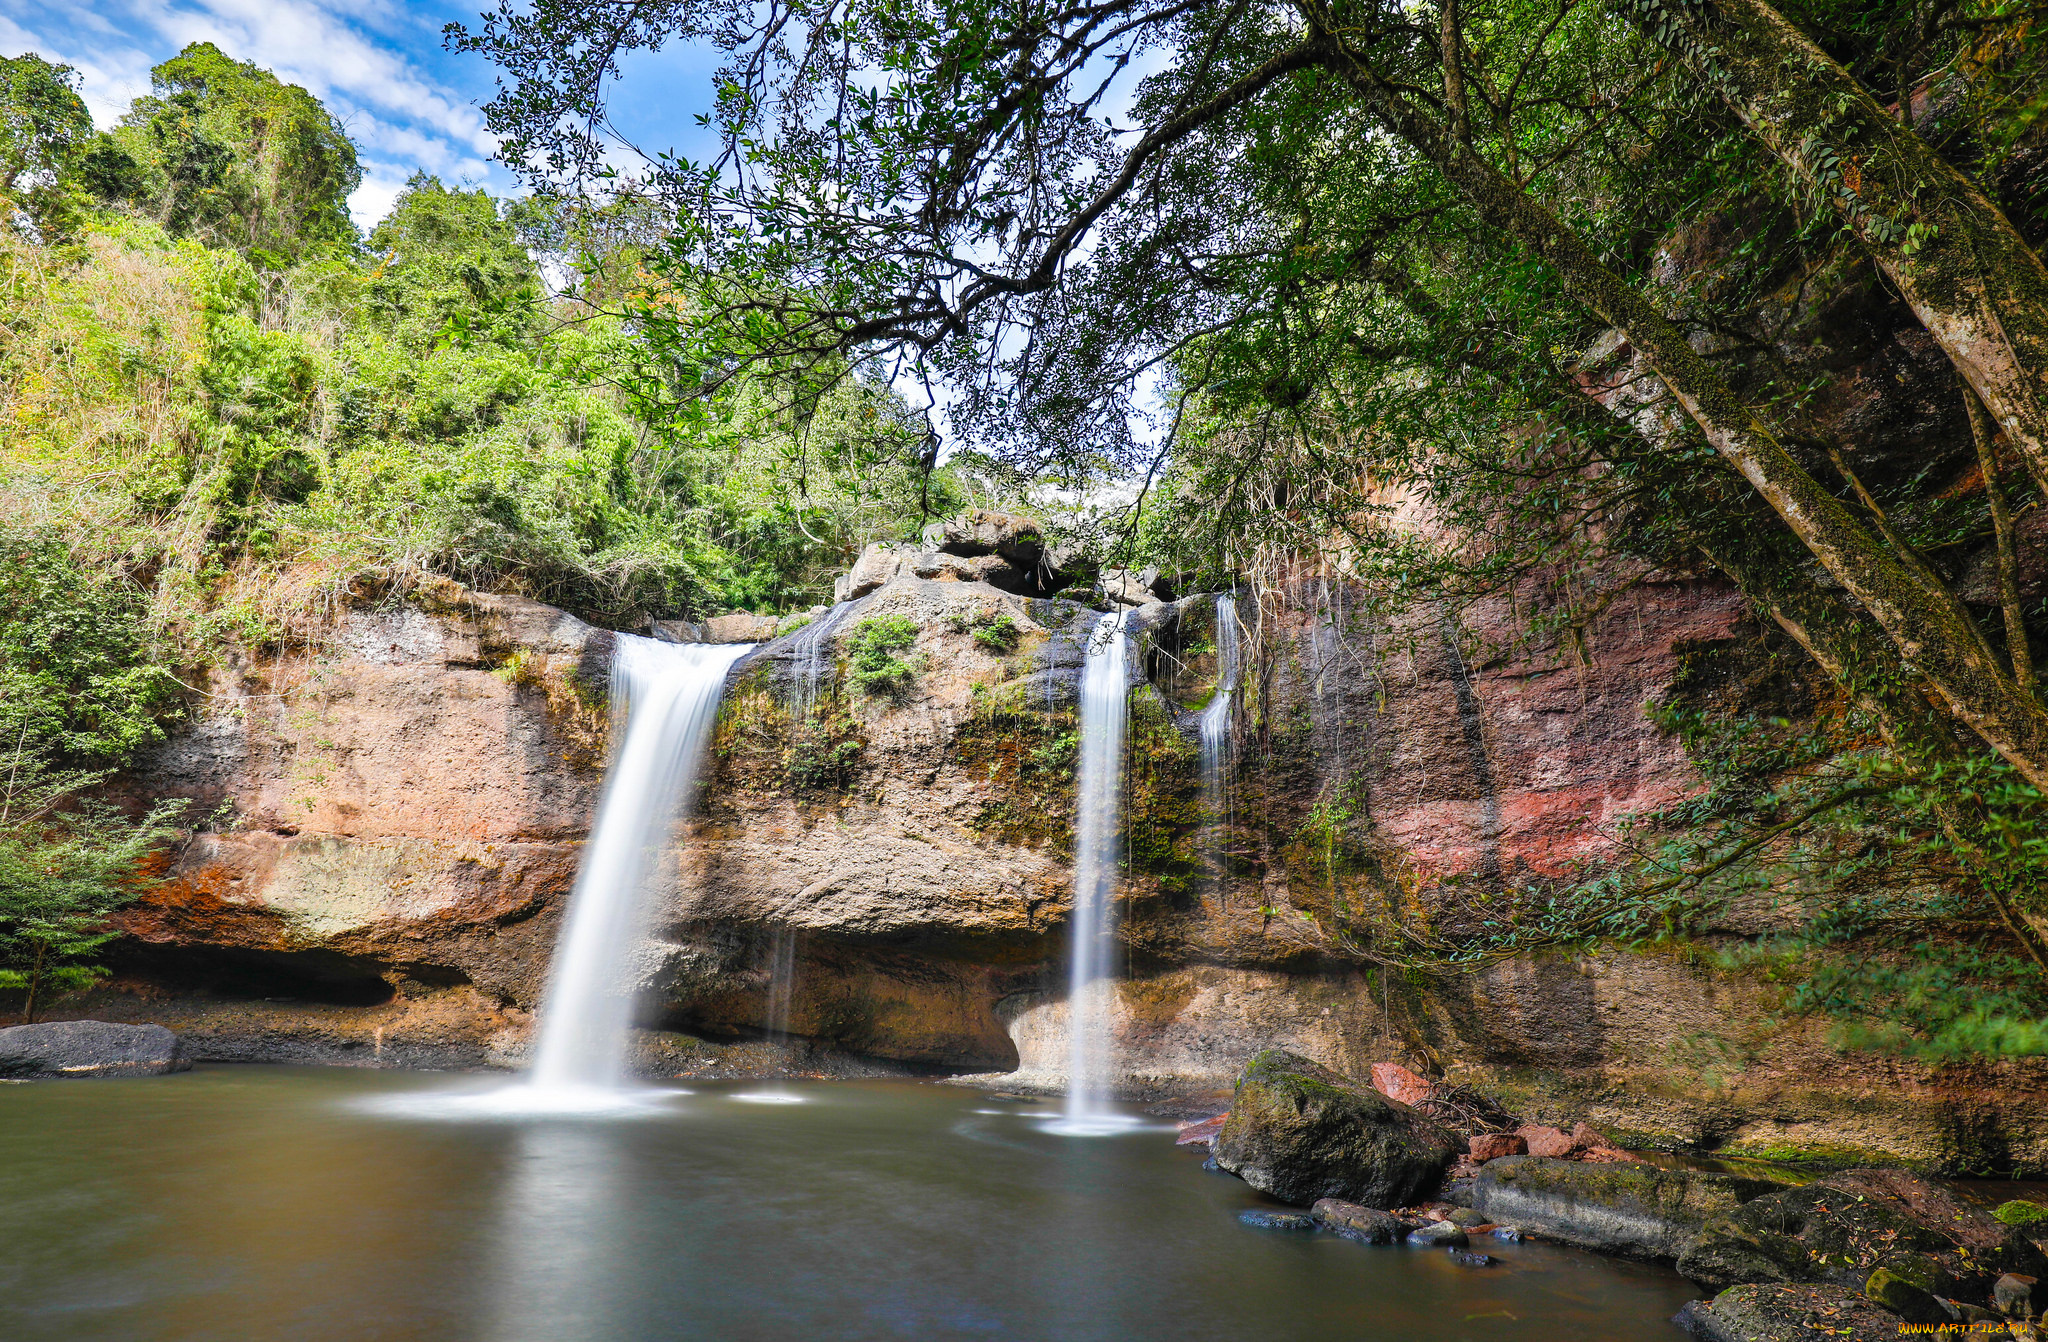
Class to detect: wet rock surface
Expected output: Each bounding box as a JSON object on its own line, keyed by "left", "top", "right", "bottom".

{"left": 1676, "top": 1169, "right": 2048, "bottom": 1304}
{"left": 1311, "top": 1198, "right": 1403, "bottom": 1243}
{"left": 1472, "top": 1156, "right": 1785, "bottom": 1261}
{"left": 0, "top": 1020, "right": 189, "bottom": 1079}
{"left": 1212, "top": 1050, "right": 1460, "bottom": 1208}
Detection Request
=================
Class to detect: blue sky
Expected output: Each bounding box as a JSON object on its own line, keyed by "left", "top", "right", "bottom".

{"left": 0, "top": 0, "right": 726, "bottom": 229}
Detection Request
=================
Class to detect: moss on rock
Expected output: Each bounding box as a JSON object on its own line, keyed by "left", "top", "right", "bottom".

{"left": 1212, "top": 1048, "right": 1459, "bottom": 1208}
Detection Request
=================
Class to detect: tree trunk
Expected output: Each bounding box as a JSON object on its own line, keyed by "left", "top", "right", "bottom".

{"left": 1966, "top": 386, "right": 2036, "bottom": 696}
{"left": 1626, "top": 0, "right": 2048, "bottom": 497}
{"left": 21, "top": 938, "right": 46, "bottom": 1026}
{"left": 1302, "top": 14, "right": 2048, "bottom": 794}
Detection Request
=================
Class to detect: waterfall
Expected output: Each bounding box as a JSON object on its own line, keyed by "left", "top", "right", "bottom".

{"left": 527, "top": 635, "right": 751, "bottom": 1097}
{"left": 1200, "top": 594, "right": 1239, "bottom": 902}
{"left": 1059, "top": 610, "right": 1131, "bottom": 1130}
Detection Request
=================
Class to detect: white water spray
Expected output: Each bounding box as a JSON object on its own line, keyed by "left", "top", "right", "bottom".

{"left": 527, "top": 635, "right": 752, "bottom": 1097}
{"left": 1200, "top": 594, "right": 1240, "bottom": 900}
{"left": 1059, "top": 611, "right": 1131, "bottom": 1131}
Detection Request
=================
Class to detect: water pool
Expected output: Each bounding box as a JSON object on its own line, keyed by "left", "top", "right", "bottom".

{"left": 0, "top": 1067, "right": 1700, "bottom": 1341}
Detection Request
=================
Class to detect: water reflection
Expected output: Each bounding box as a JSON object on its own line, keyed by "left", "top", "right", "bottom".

{"left": 483, "top": 1120, "right": 636, "bottom": 1342}
{"left": 0, "top": 1070, "right": 1703, "bottom": 1342}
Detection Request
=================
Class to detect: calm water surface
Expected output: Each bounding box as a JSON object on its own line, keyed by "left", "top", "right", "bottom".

{"left": 0, "top": 1067, "right": 1700, "bottom": 1341}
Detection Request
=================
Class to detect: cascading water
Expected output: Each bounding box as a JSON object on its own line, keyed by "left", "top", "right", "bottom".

{"left": 734, "top": 927, "right": 804, "bottom": 1104}
{"left": 1057, "top": 610, "right": 1132, "bottom": 1133}
{"left": 526, "top": 635, "right": 752, "bottom": 1098}
{"left": 1200, "top": 594, "right": 1240, "bottom": 903}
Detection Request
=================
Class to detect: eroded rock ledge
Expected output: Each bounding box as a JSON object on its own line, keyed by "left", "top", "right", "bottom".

{"left": 60, "top": 547, "right": 2048, "bottom": 1173}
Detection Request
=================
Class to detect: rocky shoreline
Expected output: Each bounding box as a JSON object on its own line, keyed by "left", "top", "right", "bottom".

{"left": 1195, "top": 1049, "right": 2048, "bottom": 1340}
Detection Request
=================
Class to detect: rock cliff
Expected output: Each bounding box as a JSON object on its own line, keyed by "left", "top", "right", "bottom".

{"left": 63, "top": 551, "right": 2048, "bottom": 1172}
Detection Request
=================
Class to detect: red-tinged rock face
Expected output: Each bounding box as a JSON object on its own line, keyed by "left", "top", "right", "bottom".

{"left": 1516, "top": 1125, "right": 1577, "bottom": 1159}
{"left": 1371, "top": 1062, "right": 1436, "bottom": 1108}
{"left": 1468, "top": 1134, "right": 1527, "bottom": 1163}
{"left": 78, "top": 576, "right": 2048, "bottom": 1173}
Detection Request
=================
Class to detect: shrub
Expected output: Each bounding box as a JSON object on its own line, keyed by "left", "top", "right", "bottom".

{"left": 972, "top": 612, "right": 1021, "bottom": 653}
{"left": 844, "top": 614, "right": 921, "bottom": 698}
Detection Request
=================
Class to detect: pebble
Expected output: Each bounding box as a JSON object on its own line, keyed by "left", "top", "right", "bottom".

{"left": 1491, "top": 1226, "right": 1523, "bottom": 1242}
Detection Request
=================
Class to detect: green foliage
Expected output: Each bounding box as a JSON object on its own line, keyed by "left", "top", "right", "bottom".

{"left": 0, "top": 529, "right": 178, "bottom": 763}
{"left": 843, "top": 615, "right": 922, "bottom": 698}
{"left": 0, "top": 531, "right": 188, "bottom": 1021}
{"left": 93, "top": 42, "right": 360, "bottom": 262}
{"left": 0, "top": 735, "right": 189, "bottom": 1022}
{"left": 0, "top": 53, "right": 93, "bottom": 236}
{"left": 968, "top": 611, "right": 1022, "bottom": 653}
{"left": 1993, "top": 1200, "right": 2048, "bottom": 1230}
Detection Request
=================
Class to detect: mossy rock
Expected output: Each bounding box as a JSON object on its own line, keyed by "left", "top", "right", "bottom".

{"left": 1676, "top": 1169, "right": 2048, "bottom": 1306}
{"left": 1993, "top": 1199, "right": 2048, "bottom": 1231}
{"left": 1677, "top": 1283, "right": 1906, "bottom": 1342}
{"left": 1212, "top": 1049, "right": 1459, "bottom": 1209}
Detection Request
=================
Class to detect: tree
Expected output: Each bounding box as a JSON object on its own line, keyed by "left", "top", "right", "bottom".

{"left": 0, "top": 531, "right": 187, "bottom": 1021}
{"left": 452, "top": 0, "right": 2048, "bottom": 780}
{"left": 0, "top": 53, "right": 93, "bottom": 235}
{"left": 96, "top": 42, "right": 362, "bottom": 262}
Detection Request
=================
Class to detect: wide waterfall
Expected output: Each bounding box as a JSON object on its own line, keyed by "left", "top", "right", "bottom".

{"left": 527, "top": 635, "right": 752, "bottom": 1098}
{"left": 1200, "top": 594, "right": 1240, "bottom": 900}
{"left": 1058, "top": 610, "right": 1132, "bottom": 1132}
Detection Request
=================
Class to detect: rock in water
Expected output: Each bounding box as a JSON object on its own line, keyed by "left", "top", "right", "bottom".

{"left": 0, "top": 1021, "right": 189, "bottom": 1079}
{"left": 1212, "top": 1050, "right": 1459, "bottom": 1208}
{"left": 1312, "top": 1199, "right": 1402, "bottom": 1244}
{"left": 1673, "top": 1284, "right": 1905, "bottom": 1342}
{"left": 1408, "top": 1221, "right": 1469, "bottom": 1247}
{"left": 1238, "top": 1211, "right": 1320, "bottom": 1232}
{"left": 1446, "top": 1250, "right": 1496, "bottom": 1268}
{"left": 1472, "top": 1156, "right": 1783, "bottom": 1261}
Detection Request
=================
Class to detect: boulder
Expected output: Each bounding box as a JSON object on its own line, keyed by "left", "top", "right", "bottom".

{"left": 1446, "top": 1207, "right": 1492, "bottom": 1228}
{"left": 919, "top": 510, "right": 1047, "bottom": 568}
{"left": 1469, "top": 1133, "right": 1527, "bottom": 1163}
{"left": 0, "top": 1020, "right": 190, "bottom": 1079}
{"left": 1860, "top": 1266, "right": 1950, "bottom": 1325}
{"left": 649, "top": 617, "right": 706, "bottom": 643}
{"left": 1096, "top": 568, "right": 1155, "bottom": 607}
{"left": 1370, "top": 1062, "right": 1435, "bottom": 1107}
{"left": 1675, "top": 1169, "right": 2048, "bottom": 1305}
{"left": 1994, "top": 1273, "right": 2035, "bottom": 1319}
{"left": 1674, "top": 1284, "right": 1904, "bottom": 1342}
{"left": 1312, "top": 1199, "right": 1403, "bottom": 1244}
{"left": 703, "top": 612, "right": 780, "bottom": 643}
{"left": 1408, "top": 1221, "right": 1469, "bottom": 1247}
{"left": 1472, "top": 1155, "right": 1784, "bottom": 1261}
{"left": 1516, "top": 1124, "right": 1578, "bottom": 1159}
{"left": 836, "top": 543, "right": 914, "bottom": 601}
{"left": 1212, "top": 1049, "right": 1460, "bottom": 1208}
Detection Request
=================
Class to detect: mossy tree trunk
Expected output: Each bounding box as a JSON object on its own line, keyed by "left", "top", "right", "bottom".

{"left": 1300, "top": 9, "right": 2048, "bottom": 795}
{"left": 1625, "top": 0, "right": 2048, "bottom": 497}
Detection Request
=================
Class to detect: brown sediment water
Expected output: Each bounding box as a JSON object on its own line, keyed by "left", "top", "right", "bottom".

{"left": 0, "top": 1066, "right": 1702, "bottom": 1341}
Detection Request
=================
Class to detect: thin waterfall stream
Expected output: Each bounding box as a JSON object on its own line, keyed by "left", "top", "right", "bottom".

{"left": 526, "top": 635, "right": 752, "bottom": 1100}
{"left": 1055, "top": 609, "right": 1134, "bottom": 1134}
{"left": 1199, "top": 593, "right": 1239, "bottom": 902}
